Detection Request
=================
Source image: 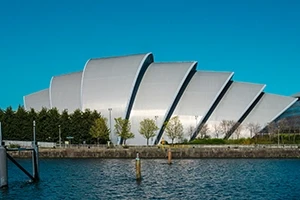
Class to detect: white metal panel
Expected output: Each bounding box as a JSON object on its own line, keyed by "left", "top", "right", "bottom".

{"left": 170, "top": 71, "right": 233, "bottom": 142}
{"left": 128, "top": 62, "right": 196, "bottom": 145}
{"left": 50, "top": 71, "right": 82, "bottom": 113}
{"left": 24, "top": 89, "right": 50, "bottom": 111}
{"left": 206, "top": 82, "right": 265, "bottom": 138}
{"left": 81, "top": 53, "right": 153, "bottom": 144}
{"left": 240, "top": 93, "right": 297, "bottom": 138}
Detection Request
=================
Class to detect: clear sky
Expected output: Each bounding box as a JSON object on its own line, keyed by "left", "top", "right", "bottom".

{"left": 1, "top": 0, "right": 300, "bottom": 109}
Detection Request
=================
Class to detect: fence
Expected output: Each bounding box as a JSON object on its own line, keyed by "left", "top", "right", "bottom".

{"left": 3, "top": 140, "right": 56, "bottom": 148}
{"left": 3, "top": 140, "right": 300, "bottom": 149}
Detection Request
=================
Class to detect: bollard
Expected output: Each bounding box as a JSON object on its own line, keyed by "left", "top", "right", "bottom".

{"left": 0, "top": 146, "right": 8, "bottom": 188}
{"left": 136, "top": 153, "right": 141, "bottom": 180}
{"left": 32, "top": 142, "right": 39, "bottom": 181}
{"left": 168, "top": 148, "right": 172, "bottom": 165}
{"left": 32, "top": 121, "right": 39, "bottom": 181}
{"left": 0, "top": 121, "right": 7, "bottom": 188}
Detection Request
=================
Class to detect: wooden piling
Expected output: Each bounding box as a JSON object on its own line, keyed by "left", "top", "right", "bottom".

{"left": 168, "top": 148, "right": 172, "bottom": 165}
{"left": 135, "top": 153, "right": 141, "bottom": 180}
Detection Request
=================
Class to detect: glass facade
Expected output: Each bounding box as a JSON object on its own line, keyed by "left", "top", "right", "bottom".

{"left": 277, "top": 98, "right": 300, "bottom": 119}
{"left": 276, "top": 98, "right": 300, "bottom": 130}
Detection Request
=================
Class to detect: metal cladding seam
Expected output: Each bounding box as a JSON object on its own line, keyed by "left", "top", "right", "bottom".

{"left": 127, "top": 61, "right": 197, "bottom": 145}
{"left": 171, "top": 71, "right": 234, "bottom": 142}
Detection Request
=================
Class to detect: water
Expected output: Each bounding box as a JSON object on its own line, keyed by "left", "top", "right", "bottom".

{"left": 1, "top": 158, "right": 300, "bottom": 200}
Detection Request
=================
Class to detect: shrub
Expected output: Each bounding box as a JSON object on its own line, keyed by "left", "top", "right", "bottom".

{"left": 189, "top": 138, "right": 226, "bottom": 145}
{"left": 8, "top": 143, "right": 20, "bottom": 148}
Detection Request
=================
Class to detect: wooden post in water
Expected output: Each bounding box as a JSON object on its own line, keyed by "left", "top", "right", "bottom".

{"left": 135, "top": 153, "right": 141, "bottom": 180}
{"left": 168, "top": 148, "right": 172, "bottom": 165}
{"left": 0, "top": 122, "right": 8, "bottom": 188}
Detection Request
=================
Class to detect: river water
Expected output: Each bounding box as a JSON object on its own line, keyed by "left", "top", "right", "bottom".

{"left": 1, "top": 158, "right": 300, "bottom": 199}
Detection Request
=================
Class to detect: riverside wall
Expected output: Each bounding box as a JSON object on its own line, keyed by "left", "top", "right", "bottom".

{"left": 7, "top": 145, "right": 300, "bottom": 159}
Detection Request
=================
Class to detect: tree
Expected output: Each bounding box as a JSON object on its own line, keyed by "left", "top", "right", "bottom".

{"left": 187, "top": 125, "right": 195, "bottom": 140}
{"left": 246, "top": 122, "right": 261, "bottom": 140}
{"left": 267, "top": 122, "right": 278, "bottom": 140}
{"left": 0, "top": 109, "right": 4, "bottom": 134}
{"left": 15, "top": 105, "right": 30, "bottom": 140}
{"left": 69, "top": 109, "right": 83, "bottom": 144}
{"left": 114, "top": 117, "right": 134, "bottom": 145}
{"left": 199, "top": 124, "right": 209, "bottom": 139}
{"left": 2, "top": 106, "right": 16, "bottom": 140}
{"left": 89, "top": 117, "right": 110, "bottom": 144}
{"left": 234, "top": 123, "right": 243, "bottom": 140}
{"left": 164, "top": 116, "right": 184, "bottom": 145}
{"left": 36, "top": 107, "right": 49, "bottom": 141}
{"left": 82, "top": 109, "right": 96, "bottom": 144}
{"left": 139, "top": 118, "right": 159, "bottom": 146}
{"left": 289, "top": 117, "right": 298, "bottom": 143}
{"left": 59, "top": 109, "right": 71, "bottom": 144}
{"left": 219, "top": 120, "right": 235, "bottom": 138}
{"left": 219, "top": 120, "right": 228, "bottom": 136}
{"left": 28, "top": 108, "right": 37, "bottom": 140}
{"left": 213, "top": 123, "right": 221, "bottom": 138}
{"left": 47, "top": 108, "right": 61, "bottom": 142}
{"left": 277, "top": 119, "right": 288, "bottom": 144}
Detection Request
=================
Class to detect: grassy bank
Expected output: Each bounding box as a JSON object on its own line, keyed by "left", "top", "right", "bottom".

{"left": 7, "top": 145, "right": 300, "bottom": 159}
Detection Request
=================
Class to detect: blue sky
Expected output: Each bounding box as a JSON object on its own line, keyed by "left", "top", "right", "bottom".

{"left": 0, "top": 0, "right": 300, "bottom": 109}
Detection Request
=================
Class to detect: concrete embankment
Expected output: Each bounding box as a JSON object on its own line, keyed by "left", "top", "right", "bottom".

{"left": 7, "top": 145, "right": 300, "bottom": 159}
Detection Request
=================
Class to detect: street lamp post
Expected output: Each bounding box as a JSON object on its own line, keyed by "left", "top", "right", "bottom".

{"left": 108, "top": 108, "right": 112, "bottom": 143}
{"left": 58, "top": 125, "right": 61, "bottom": 148}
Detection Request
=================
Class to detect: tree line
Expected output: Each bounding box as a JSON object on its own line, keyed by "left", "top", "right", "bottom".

{"left": 1, "top": 106, "right": 299, "bottom": 145}
{"left": 0, "top": 106, "right": 184, "bottom": 145}
{"left": 0, "top": 106, "right": 102, "bottom": 144}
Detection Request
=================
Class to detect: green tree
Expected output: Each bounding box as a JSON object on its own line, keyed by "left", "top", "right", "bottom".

{"left": 15, "top": 105, "right": 30, "bottom": 140}
{"left": 164, "top": 116, "right": 184, "bottom": 145}
{"left": 59, "top": 109, "right": 71, "bottom": 144}
{"left": 0, "top": 108, "right": 4, "bottom": 138}
{"left": 139, "top": 118, "right": 158, "bottom": 145}
{"left": 36, "top": 107, "right": 51, "bottom": 141}
{"left": 114, "top": 117, "right": 134, "bottom": 145}
{"left": 69, "top": 109, "right": 83, "bottom": 144}
{"left": 90, "top": 117, "right": 110, "bottom": 144}
{"left": 47, "top": 108, "right": 61, "bottom": 142}
{"left": 82, "top": 109, "right": 101, "bottom": 144}
{"left": 0, "top": 108, "right": 4, "bottom": 123}
{"left": 2, "top": 106, "right": 16, "bottom": 140}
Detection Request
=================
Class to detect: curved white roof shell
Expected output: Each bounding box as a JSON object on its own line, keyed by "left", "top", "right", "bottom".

{"left": 50, "top": 72, "right": 82, "bottom": 113}
{"left": 128, "top": 62, "right": 197, "bottom": 145}
{"left": 24, "top": 89, "right": 50, "bottom": 111}
{"left": 204, "top": 82, "right": 265, "bottom": 138}
{"left": 240, "top": 93, "right": 297, "bottom": 138}
{"left": 81, "top": 53, "right": 153, "bottom": 143}
{"left": 170, "top": 71, "right": 233, "bottom": 142}
{"left": 22, "top": 52, "right": 298, "bottom": 145}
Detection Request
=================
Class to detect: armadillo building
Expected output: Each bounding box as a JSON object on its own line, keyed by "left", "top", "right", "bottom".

{"left": 24, "top": 53, "right": 298, "bottom": 145}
